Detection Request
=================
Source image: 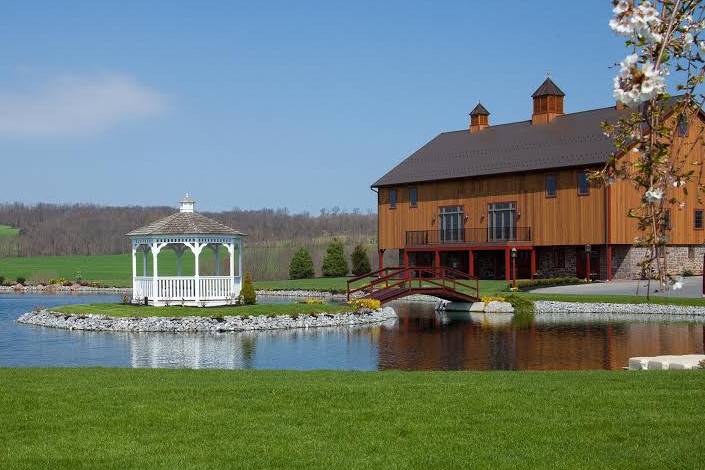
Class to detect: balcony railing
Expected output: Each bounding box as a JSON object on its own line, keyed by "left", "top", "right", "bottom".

{"left": 405, "top": 227, "right": 532, "bottom": 247}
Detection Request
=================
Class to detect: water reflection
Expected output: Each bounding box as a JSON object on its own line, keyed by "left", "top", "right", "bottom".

{"left": 2, "top": 294, "right": 704, "bottom": 370}
{"left": 380, "top": 302, "right": 705, "bottom": 370}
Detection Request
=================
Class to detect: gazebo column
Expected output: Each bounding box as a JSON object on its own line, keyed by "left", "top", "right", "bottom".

{"left": 238, "top": 238, "right": 243, "bottom": 285}
{"left": 191, "top": 242, "right": 203, "bottom": 303}
{"left": 225, "top": 242, "right": 236, "bottom": 299}
{"left": 131, "top": 243, "right": 137, "bottom": 302}
{"left": 151, "top": 242, "right": 160, "bottom": 305}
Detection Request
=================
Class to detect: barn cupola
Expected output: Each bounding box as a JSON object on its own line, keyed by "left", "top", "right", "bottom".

{"left": 469, "top": 102, "right": 490, "bottom": 133}
{"left": 531, "top": 77, "right": 565, "bottom": 124}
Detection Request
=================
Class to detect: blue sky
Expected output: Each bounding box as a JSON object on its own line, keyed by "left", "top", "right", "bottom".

{"left": 0, "top": 1, "right": 624, "bottom": 212}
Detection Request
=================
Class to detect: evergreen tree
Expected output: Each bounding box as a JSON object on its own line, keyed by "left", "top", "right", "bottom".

{"left": 289, "top": 248, "right": 315, "bottom": 279}
{"left": 350, "top": 243, "right": 371, "bottom": 275}
{"left": 239, "top": 272, "right": 257, "bottom": 305}
{"left": 321, "top": 238, "right": 348, "bottom": 277}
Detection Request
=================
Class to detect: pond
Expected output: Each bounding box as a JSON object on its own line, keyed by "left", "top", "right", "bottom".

{"left": 1, "top": 293, "right": 704, "bottom": 370}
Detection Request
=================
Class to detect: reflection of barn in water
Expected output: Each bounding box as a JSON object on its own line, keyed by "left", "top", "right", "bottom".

{"left": 378, "top": 303, "right": 705, "bottom": 371}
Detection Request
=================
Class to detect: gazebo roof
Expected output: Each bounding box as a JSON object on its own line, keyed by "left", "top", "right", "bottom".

{"left": 126, "top": 196, "right": 245, "bottom": 237}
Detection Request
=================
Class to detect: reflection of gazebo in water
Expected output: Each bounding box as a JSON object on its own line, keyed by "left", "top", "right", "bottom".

{"left": 126, "top": 195, "right": 246, "bottom": 306}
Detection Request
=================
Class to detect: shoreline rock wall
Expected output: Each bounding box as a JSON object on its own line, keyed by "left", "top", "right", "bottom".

{"left": 17, "top": 307, "right": 397, "bottom": 333}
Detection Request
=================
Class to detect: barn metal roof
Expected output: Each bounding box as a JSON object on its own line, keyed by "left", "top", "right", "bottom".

{"left": 372, "top": 105, "right": 622, "bottom": 187}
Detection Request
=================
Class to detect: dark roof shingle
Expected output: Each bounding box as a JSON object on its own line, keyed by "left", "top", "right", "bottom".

{"left": 470, "top": 102, "right": 490, "bottom": 116}
{"left": 126, "top": 212, "right": 245, "bottom": 236}
{"left": 531, "top": 77, "right": 565, "bottom": 97}
{"left": 372, "top": 105, "right": 621, "bottom": 187}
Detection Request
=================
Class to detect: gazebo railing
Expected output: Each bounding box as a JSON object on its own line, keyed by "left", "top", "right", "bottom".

{"left": 199, "top": 276, "right": 232, "bottom": 299}
{"left": 134, "top": 276, "right": 154, "bottom": 299}
{"left": 133, "top": 275, "right": 238, "bottom": 302}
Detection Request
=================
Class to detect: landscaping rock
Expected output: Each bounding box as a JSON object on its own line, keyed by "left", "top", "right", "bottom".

{"left": 16, "top": 307, "right": 398, "bottom": 333}
{"left": 469, "top": 302, "right": 485, "bottom": 312}
{"left": 535, "top": 300, "right": 705, "bottom": 316}
{"left": 485, "top": 301, "right": 514, "bottom": 313}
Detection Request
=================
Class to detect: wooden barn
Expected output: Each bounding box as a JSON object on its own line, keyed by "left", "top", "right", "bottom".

{"left": 373, "top": 78, "right": 705, "bottom": 281}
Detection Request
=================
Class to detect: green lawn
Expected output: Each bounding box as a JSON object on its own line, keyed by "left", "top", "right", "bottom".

{"left": 4, "top": 253, "right": 705, "bottom": 307}
{"left": 0, "top": 368, "right": 703, "bottom": 469}
{"left": 0, "top": 253, "right": 352, "bottom": 290}
{"left": 0, "top": 224, "right": 19, "bottom": 236}
{"left": 53, "top": 302, "right": 348, "bottom": 318}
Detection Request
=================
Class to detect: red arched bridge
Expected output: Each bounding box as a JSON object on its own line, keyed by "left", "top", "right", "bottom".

{"left": 346, "top": 266, "right": 480, "bottom": 304}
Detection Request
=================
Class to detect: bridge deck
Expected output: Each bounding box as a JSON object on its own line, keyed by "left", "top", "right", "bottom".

{"left": 347, "top": 266, "right": 480, "bottom": 305}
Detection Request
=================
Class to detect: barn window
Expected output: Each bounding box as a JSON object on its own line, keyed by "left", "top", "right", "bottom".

{"left": 545, "top": 174, "right": 557, "bottom": 197}
{"left": 409, "top": 187, "right": 418, "bottom": 208}
{"left": 577, "top": 171, "right": 590, "bottom": 195}
{"left": 678, "top": 114, "right": 688, "bottom": 137}
{"left": 695, "top": 209, "right": 703, "bottom": 229}
{"left": 389, "top": 189, "right": 397, "bottom": 209}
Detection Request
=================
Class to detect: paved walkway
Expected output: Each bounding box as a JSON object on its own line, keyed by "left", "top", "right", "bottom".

{"left": 530, "top": 276, "right": 703, "bottom": 298}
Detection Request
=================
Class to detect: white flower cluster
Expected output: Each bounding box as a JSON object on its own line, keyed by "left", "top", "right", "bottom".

{"left": 644, "top": 186, "right": 664, "bottom": 203}
{"left": 610, "top": 0, "right": 663, "bottom": 43}
{"left": 613, "top": 54, "right": 667, "bottom": 106}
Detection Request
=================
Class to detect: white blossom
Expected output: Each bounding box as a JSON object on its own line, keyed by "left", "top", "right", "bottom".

{"left": 644, "top": 187, "right": 664, "bottom": 202}
{"left": 613, "top": 54, "right": 667, "bottom": 106}
{"left": 671, "top": 276, "right": 684, "bottom": 290}
{"left": 610, "top": 0, "right": 663, "bottom": 43}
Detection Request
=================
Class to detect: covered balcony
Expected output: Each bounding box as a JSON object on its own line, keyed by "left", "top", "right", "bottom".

{"left": 405, "top": 227, "right": 532, "bottom": 248}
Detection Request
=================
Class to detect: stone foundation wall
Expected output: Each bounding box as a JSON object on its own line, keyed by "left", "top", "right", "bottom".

{"left": 612, "top": 245, "right": 705, "bottom": 279}
{"left": 536, "top": 247, "right": 578, "bottom": 278}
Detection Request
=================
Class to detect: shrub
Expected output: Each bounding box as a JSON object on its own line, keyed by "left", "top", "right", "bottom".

{"left": 321, "top": 238, "right": 348, "bottom": 277}
{"left": 350, "top": 243, "right": 372, "bottom": 276}
{"left": 682, "top": 268, "right": 695, "bottom": 277}
{"left": 289, "top": 248, "right": 315, "bottom": 279}
{"left": 299, "top": 298, "right": 324, "bottom": 305}
{"left": 512, "top": 277, "right": 585, "bottom": 291}
{"left": 239, "top": 272, "right": 257, "bottom": 305}
{"left": 348, "top": 298, "right": 381, "bottom": 312}
{"left": 16, "top": 277, "right": 26, "bottom": 285}
{"left": 0, "top": 276, "right": 4, "bottom": 285}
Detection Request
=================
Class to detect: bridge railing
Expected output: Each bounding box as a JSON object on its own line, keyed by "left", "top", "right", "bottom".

{"left": 346, "top": 266, "right": 479, "bottom": 301}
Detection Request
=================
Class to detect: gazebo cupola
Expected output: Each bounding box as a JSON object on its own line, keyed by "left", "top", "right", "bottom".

{"left": 126, "top": 195, "right": 246, "bottom": 307}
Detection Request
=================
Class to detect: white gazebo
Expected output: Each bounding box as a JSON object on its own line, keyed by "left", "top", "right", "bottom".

{"left": 127, "top": 195, "right": 246, "bottom": 306}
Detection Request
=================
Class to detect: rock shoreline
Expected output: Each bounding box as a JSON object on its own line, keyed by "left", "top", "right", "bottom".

{"left": 535, "top": 300, "right": 705, "bottom": 316}
{"left": 16, "top": 307, "right": 397, "bottom": 333}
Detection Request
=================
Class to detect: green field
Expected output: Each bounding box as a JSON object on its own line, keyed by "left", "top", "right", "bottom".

{"left": 0, "top": 253, "right": 353, "bottom": 290}
{"left": 0, "top": 224, "right": 19, "bottom": 237}
{"left": 4, "top": 254, "right": 705, "bottom": 306}
{"left": 54, "top": 302, "right": 348, "bottom": 317}
{"left": 1, "top": 368, "right": 703, "bottom": 469}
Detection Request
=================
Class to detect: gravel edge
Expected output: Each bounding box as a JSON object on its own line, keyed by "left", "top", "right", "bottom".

{"left": 534, "top": 300, "right": 705, "bottom": 316}
{"left": 16, "top": 307, "right": 398, "bottom": 333}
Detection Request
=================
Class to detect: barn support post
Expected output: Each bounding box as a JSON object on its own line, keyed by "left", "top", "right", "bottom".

{"left": 468, "top": 250, "right": 475, "bottom": 277}
{"left": 607, "top": 245, "right": 613, "bottom": 281}
{"left": 378, "top": 249, "right": 385, "bottom": 272}
{"left": 504, "top": 247, "right": 511, "bottom": 282}
{"left": 530, "top": 248, "right": 536, "bottom": 280}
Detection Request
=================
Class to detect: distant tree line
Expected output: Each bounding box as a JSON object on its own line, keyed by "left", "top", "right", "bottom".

{"left": 0, "top": 203, "right": 377, "bottom": 258}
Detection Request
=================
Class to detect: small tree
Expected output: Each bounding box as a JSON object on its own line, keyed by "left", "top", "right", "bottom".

{"left": 321, "top": 238, "right": 349, "bottom": 277}
{"left": 289, "top": 248, "right": 315, "bottom": 279}
{"left": 350, "top": 243, "right": 371, "bottom": 275}
{"left": 239, "top": 272, "right": 257, "bottom": 305}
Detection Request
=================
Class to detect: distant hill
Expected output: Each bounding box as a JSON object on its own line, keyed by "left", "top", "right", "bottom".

{"left": 0, "top": 203, "right": 378, "bottom": 280}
